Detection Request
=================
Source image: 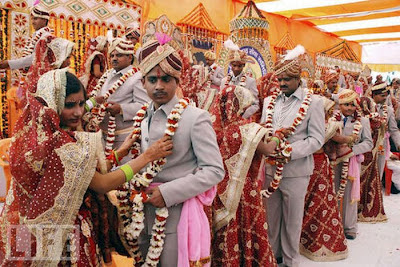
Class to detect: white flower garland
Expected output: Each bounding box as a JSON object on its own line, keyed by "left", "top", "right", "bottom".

{"left": 261, "top": 89, "right": 313, "bottom": 198}
{"left": 206, "top": 65, "right": 217, "bottom": 88}
{"left": 373, "top": 104, "right": 388, "bottom": 157}
{"left": 116, "top": 98, "right": 190, "bottom": 266}
{"left": 330, "top": 110, "right": 362, "bottom": 198}
{"left": 22, "top": 27, "right": 51, "bottom": 58}
{"left": 88, "top": 68, "right": 138, "bottom": 155}
{"left": 225, "top": 72, "right": 247, "bottom": 88}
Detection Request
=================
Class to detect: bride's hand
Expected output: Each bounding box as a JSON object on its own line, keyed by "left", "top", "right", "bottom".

{"left": 143, "top": 136, "right": 173, "bottom": 162}
{"left": 117, "top": 131, "right": 138, "bottom": 158}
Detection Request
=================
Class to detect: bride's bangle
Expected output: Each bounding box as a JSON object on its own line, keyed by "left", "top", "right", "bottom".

{"left": 120, "top": 164, "right": 134, "bottom": 183}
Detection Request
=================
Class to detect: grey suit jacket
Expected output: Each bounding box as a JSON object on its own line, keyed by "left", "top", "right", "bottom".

{"left": 341, "top": 115, "right": 373, "bottom": 155}
{"left": 220, "top": 72, "right": 259, "bottom": 118}
{"left": 99, "top": 66, "right": 150, "bottom": 142}
{"left": 379, "top": 104, "right": 400, "bottom": 150}
{"left": 261, "top": 88, "right": 325, "bottom": 177}
{"left": 330, "top": 87, "right": 344, "bottom": 105}
{"left": 140, "top": 96, "right": 224, "bottom": 233}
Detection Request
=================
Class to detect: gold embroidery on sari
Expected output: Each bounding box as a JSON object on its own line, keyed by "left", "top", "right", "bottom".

{"left": 24, "top": 150, "right": 45, "bottom": 175}
{"left": 11, "top": 119, "right": 33, "bottom": 142}
{"left": 25, "top": 131, "right": 103, "bottom": 266}
{"left": 37, "top": 108, "right": 49, "bottom": 145}
{"left": 0, "top": 179, "right": 15, "bottom": 259}
{"left": 214, "top": 123, "right": 267, "bottom": 230}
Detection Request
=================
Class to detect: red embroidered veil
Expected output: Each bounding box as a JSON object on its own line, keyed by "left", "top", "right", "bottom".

{"left": 18, "top": 36, "right": 75, "bottom": 106}
{"left": 0, "top": 69, "right": 104, "bottom": 265}
{"left": 210, "top": 85, "right": 277, "bottom": 266}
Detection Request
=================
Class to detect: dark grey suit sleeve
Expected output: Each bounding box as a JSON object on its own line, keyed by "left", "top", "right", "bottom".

{"left": 159, "top": 111, "right": 225, "bottom": 207}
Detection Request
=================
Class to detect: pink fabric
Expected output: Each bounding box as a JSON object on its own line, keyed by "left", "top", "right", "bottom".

{"left": 348, "top": 154, "right": 364, "bottom": 202}
{"left": 177, "top": 186, "right": 216, "bottom": 267}
{"left": 385, "top": 132, "right": 391, "bottom": 160}
{"left": 355, "top": 85, "right": 363, "bottom": 95}
{"left": 257, "top": 159, "right": 266, "bottom": 188}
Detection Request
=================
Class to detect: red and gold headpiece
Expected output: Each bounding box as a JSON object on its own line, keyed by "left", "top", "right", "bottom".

{"left": 138, "top": 33, "right": 182, "bottom": 79}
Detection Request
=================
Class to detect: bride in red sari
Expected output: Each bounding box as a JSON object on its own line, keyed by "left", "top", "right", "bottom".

{"left": 358, "top": 96, "right": 387, "bottom": 222}
{"left": 210, "top": 85, "right": 277, "bottom": 266}
{"left": 0, "top": 69, "right": 172, "bottom": 266}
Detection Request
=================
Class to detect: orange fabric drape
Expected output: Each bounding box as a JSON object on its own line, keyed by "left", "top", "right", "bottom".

{"left": 137, "top": 0, "right": 362, "bottom": 61}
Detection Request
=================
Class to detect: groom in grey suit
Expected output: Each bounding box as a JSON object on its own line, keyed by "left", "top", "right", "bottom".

{"left": 136, "top": 38, "right": 224, "bottom": 266}
{"left": 97, "top": 38, "right": 149, "bottom": 160}
{"left": 260, "top": 49, "right": 325, "bottom": 267}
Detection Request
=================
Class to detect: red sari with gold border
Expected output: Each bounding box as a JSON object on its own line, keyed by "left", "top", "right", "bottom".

{"left": 0, "top": 69, "right": 106, "bottom": 266}
{"left": 210, "top": 85, "right": 277, "bottom": 267}
{"left": 358, "top": 97, "right": 387, "bottom": 223}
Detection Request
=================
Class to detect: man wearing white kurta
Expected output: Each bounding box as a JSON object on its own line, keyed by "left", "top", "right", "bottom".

{"left": 261, "top": 47, "right": 325, "bottom": 267}
{"left": 203, "top": 50, "right": 224, "bottom": 89}
{"left": 323, "top": 70, "right": 344, "bottom": 105}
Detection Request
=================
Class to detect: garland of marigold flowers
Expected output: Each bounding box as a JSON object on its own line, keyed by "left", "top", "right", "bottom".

{"left": 116, "top": 98, "right": 190, "bottom": 266}
{"left": 261, "top": 89, "right": 313, "bottom": 198}
{"left": 0, "top": 8, "right": 9, "bottom": 137}
{"left": 372, "top": 104, "right": 388, "bottom": 156}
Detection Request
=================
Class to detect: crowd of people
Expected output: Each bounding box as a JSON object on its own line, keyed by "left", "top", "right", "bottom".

{"left": 0, "top": 4, "right": 399, "bottom": 267}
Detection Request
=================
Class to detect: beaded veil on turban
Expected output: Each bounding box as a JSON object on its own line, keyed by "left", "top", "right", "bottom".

{"left": 138, "top": 33, "right": 182, "bottom": 79}
{"left": 324, "top": 70, "right": 339, "bottom": 84}
{"left": 371, "top": 82, "right": 388, "bottom": 94}
{"left": 224, "top": 39, "right": 255, "bottom": 64}
{"left": 274, "top": 45, "right": 305, "bottom": 77}
{"left": 108, "top": 38, "right": 135, "bottom": 55}
{"left": 31, "top": 5, "right": 50, "bottom": 20}
{"left": 204, "top": 50, "right": 216, "bottom": 61}
{"left": 338, "top": 89, "right": 359, "bottom": 104}
{"left": 125, "top": 27, "right": 140, "bottom": 39}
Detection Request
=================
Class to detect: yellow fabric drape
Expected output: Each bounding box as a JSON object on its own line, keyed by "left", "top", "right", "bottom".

{"left": 366, "top": 64, "right": 400, "bottom": 72}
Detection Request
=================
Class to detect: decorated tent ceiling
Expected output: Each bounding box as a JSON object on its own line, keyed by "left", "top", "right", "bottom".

{"left": 0, "top": 0, "right": 141, "bottom": 29}
{"left": 255, "top": 0, "right": 400, "bottom": 68}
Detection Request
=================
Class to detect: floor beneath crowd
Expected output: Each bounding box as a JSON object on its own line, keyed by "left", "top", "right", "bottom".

{"left": 1, "top": 193, "right": 399, "bottom": 266}
{"left": 299, "top": 193, "right": 400, "bottom": 267}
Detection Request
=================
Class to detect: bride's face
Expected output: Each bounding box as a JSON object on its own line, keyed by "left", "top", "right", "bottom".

{"left": 59, "top": 90, "right": 85, "bottom": 130}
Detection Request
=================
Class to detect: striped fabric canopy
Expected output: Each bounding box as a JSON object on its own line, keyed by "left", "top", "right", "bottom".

{"left": 255, "top": 0, "right": 400, "bottom": 68}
